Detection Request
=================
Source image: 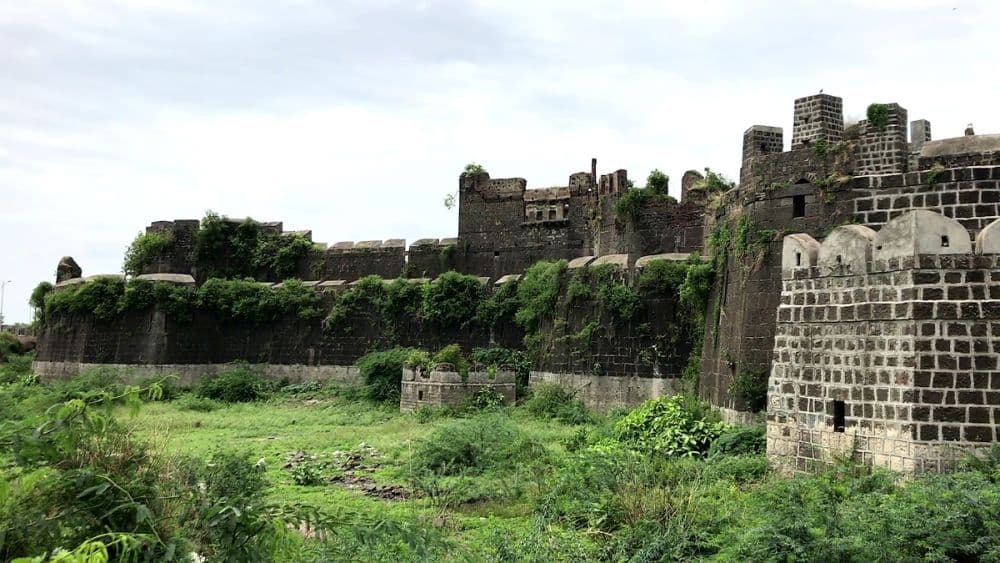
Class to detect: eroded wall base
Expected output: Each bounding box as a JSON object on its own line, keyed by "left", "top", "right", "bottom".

{"left": 529, "top": 371, "right": 683, "bottom": 412}
{"left": 32, "top": 361, "right": 361, "bottom": 388}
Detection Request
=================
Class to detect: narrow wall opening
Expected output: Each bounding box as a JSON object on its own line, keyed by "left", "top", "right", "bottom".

{"left": 793, "top": 194, "right": 806, "bottom": 218}
{"left": 833, "top": 400, "right": 846, "bottom": 432}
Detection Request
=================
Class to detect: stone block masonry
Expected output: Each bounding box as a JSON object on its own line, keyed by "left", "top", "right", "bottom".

{"left": 769, "top": 209, "right": 1000, "bottom": 473}
{"left": 400, "top": 367, "right": 516, "bottom": 412}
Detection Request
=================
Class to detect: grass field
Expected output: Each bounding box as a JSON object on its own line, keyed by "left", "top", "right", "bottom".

{"left": 8, "top": 357, "right": 1000, "bottom": 561}
{"left": 126, "top": 390, "right": 587, "bottom": 557}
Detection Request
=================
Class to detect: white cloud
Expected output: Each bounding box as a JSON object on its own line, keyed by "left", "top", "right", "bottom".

{"left": 1, "top": 0, "right": 998, "bottom": 323}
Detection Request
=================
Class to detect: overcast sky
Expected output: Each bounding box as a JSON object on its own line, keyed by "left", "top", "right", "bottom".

{"left": 1, "top": 0, "right": 997, "bottom": 323}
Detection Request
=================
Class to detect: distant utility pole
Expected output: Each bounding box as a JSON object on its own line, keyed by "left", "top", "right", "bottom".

{"left": 0, "top": 280, "right": 10, "bottom": 330}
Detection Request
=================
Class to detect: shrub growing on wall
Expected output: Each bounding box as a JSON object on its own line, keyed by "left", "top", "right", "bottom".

{"left": 515, "top": 260, "right": 566, "bottom": 331}
{"left": 197, "top": 278, "right": 322, "bottom": 324}
{"left": 44, "top": 277, "right": 126, "bottom": 321}
{"left": 122, "top": 231, "right": 172, "bottom": 277}
{"left": 422, "top": 271, "right": 485, "bottom": 329}
{"left": 356, "top": 347, "right": 417, "bottom": 403}
{"left": 476, "top": 278, "right": 520, "bottom": 329}
{"left": 43, "top": 277, "right": 321, "bottom": 325}
{"left": 192, "top": 211, "right": 315, "bottom": 280}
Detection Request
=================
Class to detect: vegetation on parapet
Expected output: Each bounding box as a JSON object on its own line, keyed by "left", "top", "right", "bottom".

{"left": 41, "top": 276, "right": 323, "bottom": 325}
{"left": 123, "top": 231, "right": 173, "bottom": 277}
{"left": 615, "top": 169, "right": 677, "bottom": 221}
{"left": 866, "top": 102, "right": 891, "bottom": 131}
{"left": 194, "top": 211, "right": 316, "bottom": 280}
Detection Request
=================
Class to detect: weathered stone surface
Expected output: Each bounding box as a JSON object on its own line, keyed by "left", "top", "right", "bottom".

{"left": 635, "top": 253, "right": 691, "bottom": 269}
{"left": 782, "top": 233, "right": 820, "bottom": 274}
{"left": 873, "top": 210, "right": 971, "bottom": 261}
{"left": 818, "top": 225, "right": 876, "bottom": 276}
{"left": 56, "top": 256, "right": 81, "bottom": 283}
{"left": 400, "top": 368, "right": 516, "bottom": 412}
{"left": 770, "top": 215, "right": 1000, "bottom": 473}
{"left": 135, "top": 273, "right": 196, "bottom": 286}
{"left": 922, "top": 134, "right": 1000, "bottom": 158}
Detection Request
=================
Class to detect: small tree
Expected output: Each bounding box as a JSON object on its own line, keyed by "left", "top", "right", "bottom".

{"left": 464, "top": 162, "right": 487, "bottom": 175}
{"left": 646, "top": 169, "right": 669, "bottom": 195}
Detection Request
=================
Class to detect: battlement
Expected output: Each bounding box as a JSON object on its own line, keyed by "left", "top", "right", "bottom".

{"left": 770, "top": 209, "right": 1000, "bottom": 472}
{"left": 781, "top": 210, "right": 994, "bottom": 280}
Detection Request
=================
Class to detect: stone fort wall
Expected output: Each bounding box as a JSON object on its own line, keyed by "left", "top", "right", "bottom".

{"left": 700, "top": 93, "right": 1000, "bottom": 422}
{"left": 768, "top": 210, "right": 1000, "bottom": 472}
{"left": 35, "top": 253, "right": 700, "bottom": 412}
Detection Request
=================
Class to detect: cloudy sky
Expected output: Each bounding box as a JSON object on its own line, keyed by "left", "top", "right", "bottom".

{"left": 1, "top": 0, "right": 997, "bottom": 323}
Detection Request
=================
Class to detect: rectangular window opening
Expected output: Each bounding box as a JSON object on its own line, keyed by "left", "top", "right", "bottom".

{"left": 792, "top": 194, "right": 806, "bottom": 218}
{"left": 418, "top": 390, "right": 424, "bottom": 401}
{"left": 833, "top": 400, "right": 846, "bottom": 433}
{"left": 795, "top": 251, "right": 802, "bottom": 267}
{"left": 941, "top": 235, "right": 950, "bottom": 247}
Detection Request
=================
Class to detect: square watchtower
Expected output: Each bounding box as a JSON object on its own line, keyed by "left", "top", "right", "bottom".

{"left": 791, "top": 94, "right": 844, "bottom": 149}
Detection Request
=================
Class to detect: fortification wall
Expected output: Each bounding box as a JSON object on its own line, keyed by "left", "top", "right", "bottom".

{"left": 768, "top": 211, "right": 1000, "bottom": 473}
{"left": 529, "top": 371, "right": 684, "bottom": 413}
{"left": 701, "top": 92, "right": 1000, "bottom": 421}
{"left": 322, "top": 240, "right": 406, "bottom": 281}
{"left": 400, "top": 367, "right": 516, "bottom": 412}
{"left": 592, "top": 196, "right": 705, "bottom": 257}
{"left": 35, "top": 252, "right": 696, "bottom": 403}
{"left": 142, "top": 220, "right": 200, "bottom": 275}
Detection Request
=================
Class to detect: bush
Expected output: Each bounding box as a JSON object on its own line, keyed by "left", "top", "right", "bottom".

{"left": 197, "top": 366, "right": 270, "bottom": 403}
{"left": 0, "top": 332, "right": 24, "bottom": 362}
{"left": 432, "top": 344, "right": 469, "bottom": 376}
{"left": 356, "top": 347, "right": 415, "bottom": 403}
{"left": 193, "top": 212, "right": 315, "bottom": 280}
{"left": 730, "top": 369, "right": 768, "bottom": 412}
{"left": 614, "top": 395, "right": 726, "bottom": 458}
{"left": 122, "top": 231, "right": 172, "bottom": 277}
{"left": 709, "top": 424, "right": 766, "bottom": 458}
{"left": 471, "top": 346, "right": 530, "bottom": 396}
{"left": 637, "top": 259, "right": 690, "bottom": 296}
{"left": 476, "top": 278, "right": 520, "bottom": 328}
{"left": 197, "top": 277, "right": 322, "bottom": 324}
{"left": 29, "top": 281, "right": 53, "bottom": 322}
{"left": 470, "top": 386, "right": 506, "bottom": 410}
{"left": 408, "top": 413, "right": 546, "bottom": 477}
{"left": 44, "top": 276, "right": 126, "bottom": 321}
{"left": 646, "top": 169, "right": 669, "bottom": 195}
{"left": 524, "top": 383, "right": 594, "bottom": 425}
{"left": 615, "top": 187, "right": 653, "bottom": 220}
{"left": 515, "top": 260, "right": 566, "bottom": 331}
{"left": 175, "top": 394, "right": 224, "bottom": 412}
{"left": 291, "top": 460, "right": 325, "bottom": 486}
{"left": 421, "top": 271, "right": 485, "bottom": 329}
{"left": 407, "top": 413, "right": 550, "bottom": 506}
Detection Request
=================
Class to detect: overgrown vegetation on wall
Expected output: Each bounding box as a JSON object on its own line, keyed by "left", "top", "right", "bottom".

{"left": 42, "top": 277, "right": 323, "bottom": 325}
{"left": 192, "top": 211, "right": 316, "bottom": 280}
{"left": 323, "top": 272, "right": 490, "bottom": 340}
{"left": 867, "top": 102, "right": 890, "bottom": 131}
{"left": 123, "top": 231, "right": 173, "bottom": 277}
{"left": 614, "top": 169, "right": 677, "bottom": 221}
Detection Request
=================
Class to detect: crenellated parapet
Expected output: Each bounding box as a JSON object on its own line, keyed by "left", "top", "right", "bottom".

{"left": 769, "top": 210, "right": 1000, "bottom": 472}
